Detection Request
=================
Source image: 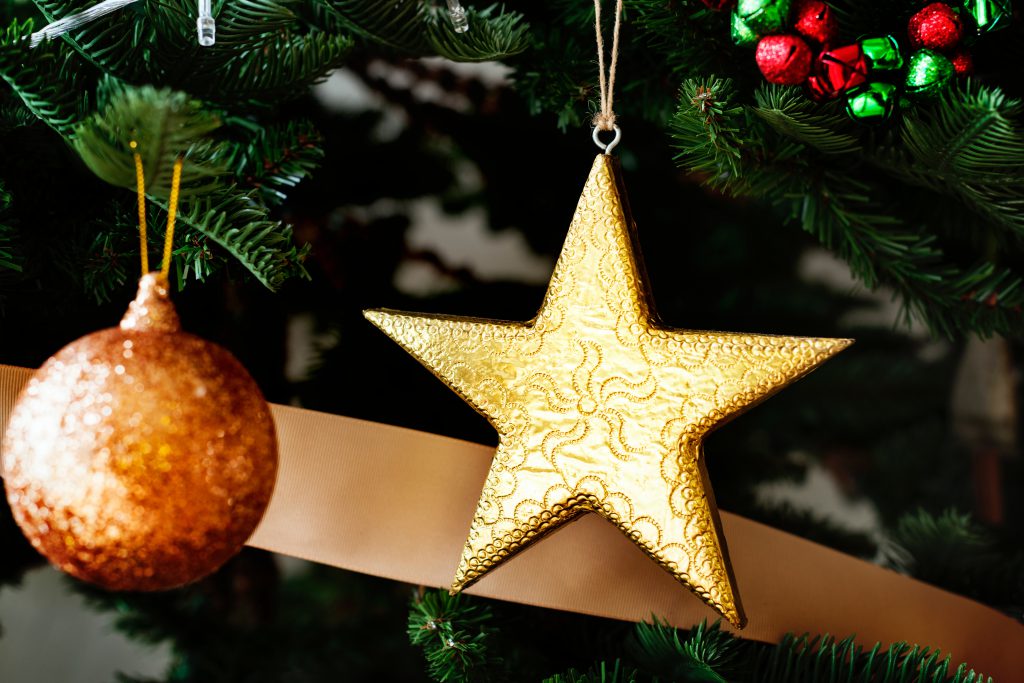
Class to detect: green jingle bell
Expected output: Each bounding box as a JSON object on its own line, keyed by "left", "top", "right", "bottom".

{"left": 735, "top": 0, "right": 792, "bottom": 35}
{"left": 731, "top": 11, "right": 759, "bottom": 46}
{"left": 860, "top": 35, "right": 903, "bottom": 71}
{"left": 845, "top": 82, "right": 899, "bottom": 122}
{"left": 905, "top": 49, "right": 955, "bottom": 98}
{"left": 965, "top": 0, "right": 1012, "bottom": 33}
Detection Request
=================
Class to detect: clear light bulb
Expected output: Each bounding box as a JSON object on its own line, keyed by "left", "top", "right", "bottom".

{"left": 446, "top": 0, "right": 469, "bottom": 33}
{"left": 197, "top": 0, "right": 215, "bottom": 46}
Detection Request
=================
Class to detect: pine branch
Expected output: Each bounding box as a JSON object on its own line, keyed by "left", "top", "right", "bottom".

{"left": 752, "top": 633, "right": 990, "bottom": 682}
{"left": 0, "top": 91, "right": 38, "bottom": 130}
{"left": 753, "top": 85, "right": 861, "bottom": 156}
{"left": 173, "top": 30, "right": 353, "bottom": 104}
{"left": 201, "top": 0, "right": 303, "bottom": 47}
{"left": 71, "top": 80, "right": 226, "bottom": 195}
{"left": 789, "top": 173, "right": 1024, "bottom": 336}
{"left": 61, "top": 80, "right": 312, "bottom": 288}
{"left": 671, "top": 77, "right": 748, "bottom": 180}
{"left": 319, "top": 0, "right": 429, "bottom": 53}
{"left": 321, "top": 1, "right": 528, "bottom": 62}
{"left": 82, "top": 206, "right": 136, "bottom": 303}
{"left": 887, "top": 82, "right": 1024, "bottom": 237}
{"left": 632, "top": 0, "right": 743, "bottom": 76}
{"left": 886, "top": 509, "right": 1024, "bottom": 616}
{"left": 221, "top": 119, "right": 324, "bottom": 206}
{"left": 626, "top": 618, "right": 993, "bottom": 682}
{"left": 0, "top": 19, "right": 92, "bottom": 135}
{"left": 670, "top": 76, "right": 1024, "bottom": 337}
{"left": 168, "top": 187, "right": 309, "bottom": 290}
{"left": 54, "top": 184, "right": 293, "bottom": 293}
{"left": 506, "top": 8, "right": 1024, "bottom": 338}
{"left": 30, "top": 0, "right": 154, "bottom": 84}
{"left": 172, "top": 230, "right": 224, "bottom": 285}
{"left": 511, "top": 29, "right": 594, "bottom": 129}
{"left": 427, "top": 5, "right": 529, "bottom": 63}
{"left": 408, "top": 590, "right": 497, "bottom": 682}
{"left": 31, "top": 0, "right": 351, "bottom": 104}
{"left": 79, "top": 201, "right": 225, "bottom": 301}
{"left": 629, "top": 620, "right": 735, "bottom": 682}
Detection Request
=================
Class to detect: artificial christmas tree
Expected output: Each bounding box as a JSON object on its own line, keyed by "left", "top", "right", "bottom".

{"left": 1, "top": 1, "right": 1023, "bottom": 681}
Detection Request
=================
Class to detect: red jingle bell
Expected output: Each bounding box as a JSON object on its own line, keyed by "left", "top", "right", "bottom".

{"left": 908, "top": 2, "right": 964, "bottom": 51}
{"left": 816, "top": 43, "right": 869, "bottom": 96}
{"left": 756, "top": 34, "right": 814, "bottom": 85}
{"left": 791, "top": 0, "right": 839, "bottom": 45}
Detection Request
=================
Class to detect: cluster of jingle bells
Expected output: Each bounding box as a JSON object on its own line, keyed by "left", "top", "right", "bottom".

{"left": 705, "top": 0, "right": 1011, "bottom": 121}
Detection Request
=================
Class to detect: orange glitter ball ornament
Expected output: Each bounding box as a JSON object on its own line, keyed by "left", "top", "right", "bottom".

{"left": 2, "top": 273, "right": 278, "bottom": 590}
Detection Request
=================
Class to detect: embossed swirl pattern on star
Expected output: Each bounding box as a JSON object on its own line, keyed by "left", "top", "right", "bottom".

{"left": 365, "top": 155, "right": 850, "bottom": 626}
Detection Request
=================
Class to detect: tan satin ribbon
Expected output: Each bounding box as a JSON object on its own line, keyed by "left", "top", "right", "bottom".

{"left": 1, "top": 364, "right": 1021, "bottom": 679}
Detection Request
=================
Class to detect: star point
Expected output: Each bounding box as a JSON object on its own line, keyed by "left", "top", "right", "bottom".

{"left": 365, "top": 154, "right": 850, "bottom": 627}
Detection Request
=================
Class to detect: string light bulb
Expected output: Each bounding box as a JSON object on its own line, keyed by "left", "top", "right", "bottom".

{"left": 446, "top": 0, "right": 469, "bottom": 33}
{"left": 197, "top": 0, "right": 215, "bottom": 46}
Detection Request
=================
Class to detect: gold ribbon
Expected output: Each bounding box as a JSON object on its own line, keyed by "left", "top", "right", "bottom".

{"left": 1, "top": 363, "right": 1021, "bottom": 679}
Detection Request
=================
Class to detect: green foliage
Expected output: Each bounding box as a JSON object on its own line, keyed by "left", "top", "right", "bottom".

{"left": 190, "top": 30, "right": 353, "bottom": 104}
{"left": 220, "top": 120, "right": 324, "bottom": 206}
{"left": 428, "top": 6, "right": 529, "bottom": 63}
{"left": 170, "top": 187, "right": 309, "bottom": 290}
{"left": 408, "top": 590, "right": 497, "bottom": 682}
{"left": 0, "top": 19, "right": 90, "bottom": 134}
{"left": 671, "top": 77, "right": 746, "bottom": 178}
{"left": 0, "top": 0, "right": 529, "bottom": 298}
{"left": 0, "top": 91, "right": 36, "bottom": 130}
{"left": 32, "top": 0, "right": 353, "bottom": 104}
{"left": 67, "top": 80, "right": 310, "bottom": 289}
{"left": 895, "top": 82, "right": 1024, "bottom": 237}
{"left": 81, "top": 205, "right": 137, "bottom": 302}
{"left": 322, "top": 1, "right": 528, "bottom": 61}
{"left": 753, "top": 633, "right": 990, "bottom": 683}
{"left": 887, "top": 509, "right": 1024, "bottom": 613}
{"left": 72, "top": 81, "right": 225, "bottom": 195}
{"left": 669, "top": 76, "right": 1024, "bottom": 337}
{"left": 630, "top": 620, "right": 735, "bottom": 682}
{"left": 752, "top": 86, "right": 860, "bottom": 156}
{"left": 407, "top": 592, "right": 995, "bottom": 683}
{"left": 543, "top": 661, "right": 638, "bottom": 683}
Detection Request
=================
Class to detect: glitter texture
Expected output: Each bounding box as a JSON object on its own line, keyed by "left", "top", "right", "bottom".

{"left": 756, "top": 35, "right": 814, "bottom": 86}
{"left": 908, "top": 2, "right": 964, "bottom": 51}
{"left": 365, "top": 155, "right": 851, "bottom": 627}
{"left": 791, "top": 0, "right": 838, "bottom": 45}
{"left": 2, "top": 273, "right": 277, "bottom": 591}
{"left": 905, "top": 49, "right": 955, "bottom": 98}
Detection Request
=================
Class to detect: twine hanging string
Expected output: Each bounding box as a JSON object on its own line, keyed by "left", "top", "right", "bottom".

{"left": 130, "top": 142, "right": 184, "bottom": 278}
{"left": 593, "top": 0, "right": 624, "bottom": 152}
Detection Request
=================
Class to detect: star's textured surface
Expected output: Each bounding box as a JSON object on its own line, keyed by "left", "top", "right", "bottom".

{"left": 365, "top": 155, "right": 850, "bottom": 626}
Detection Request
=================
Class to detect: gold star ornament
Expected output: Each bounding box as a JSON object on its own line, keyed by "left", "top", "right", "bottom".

{"left": 365, "top": 154, "right": 850, "bottom": 627}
